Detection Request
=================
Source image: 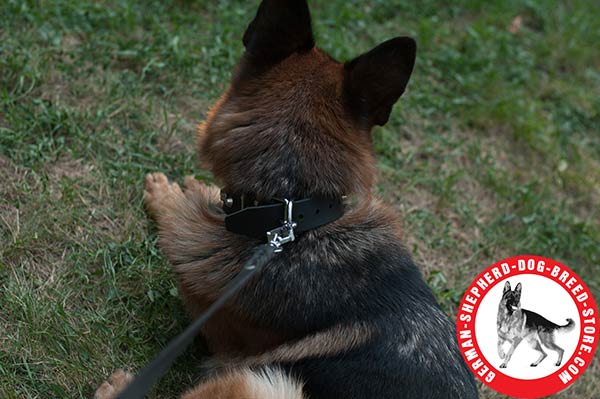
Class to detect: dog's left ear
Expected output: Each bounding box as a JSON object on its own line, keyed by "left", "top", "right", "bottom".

{"left": 344, "top": 37, "right": 416, "bottom": 127}
{"left": 243, "top": 0, "right": 314, "bottom": 64}
{"left": 514, "top": 282, "right": 522, "bottom": 298}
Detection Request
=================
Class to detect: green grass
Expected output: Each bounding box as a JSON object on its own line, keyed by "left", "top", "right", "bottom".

{"left": 0, "top": 0, "right": 598, "bottom": 397}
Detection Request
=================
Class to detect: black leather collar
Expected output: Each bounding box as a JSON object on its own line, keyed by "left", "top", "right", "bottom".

{"left": 222, "top": 192, "right": 345, "bottom": 240}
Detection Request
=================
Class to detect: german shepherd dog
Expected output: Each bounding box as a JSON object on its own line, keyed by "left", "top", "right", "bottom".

{"left": 95, "top": 1, "right": 478, "bottom": 398}
{"left": 497, "top": 281, "right": 576, "bottom": 368}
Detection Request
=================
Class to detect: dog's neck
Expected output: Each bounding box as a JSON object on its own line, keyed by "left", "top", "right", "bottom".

{"left": 220, "top": 190, "right": 346, "bottom": 240}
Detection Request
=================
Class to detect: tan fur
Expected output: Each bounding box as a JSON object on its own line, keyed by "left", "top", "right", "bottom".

{"left": 251, "top": 322, "right": 372, "bottom": 364}
{"left": 182, "top": 367, "right": 304, "bottom": 399}
{"left": 93, "top": 368, "right": 304, "bottom": 399}
{"left": 204, "top": 322, "right": 373, "bottom": 376}
{"left": 94, "top": 370, "right": 134, "bottom": 399}
{"left": 143, "top": 172, "right": 286, "bottom": 354}
{"left": 199, "top": 49, "right": 377, "bottom": 200}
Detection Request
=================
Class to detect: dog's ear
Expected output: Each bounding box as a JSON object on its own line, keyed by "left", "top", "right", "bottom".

{"left": 514, "top": 282, "right": 522, "bottom": 299}
{"left": 344, "top": 37, "right": 416, "bottom": 127}
{"left": 503, "top": 281, "right": 511, "bottom": 295}
{"left": 243, "top": 0, "right": 314, "bottom": 64}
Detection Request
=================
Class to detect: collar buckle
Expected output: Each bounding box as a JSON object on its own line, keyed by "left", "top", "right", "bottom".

{"left": 266, "top": 198, "right": 297, "bottom": 252}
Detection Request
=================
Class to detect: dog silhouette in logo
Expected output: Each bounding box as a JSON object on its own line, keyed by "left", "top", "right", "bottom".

{"left": 496, "top": 281, "right": 575, "bottom": 368}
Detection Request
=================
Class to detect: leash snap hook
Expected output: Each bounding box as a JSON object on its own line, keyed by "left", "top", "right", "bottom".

{"left": 266, "top": 198, "right": 297, "bottom": 252}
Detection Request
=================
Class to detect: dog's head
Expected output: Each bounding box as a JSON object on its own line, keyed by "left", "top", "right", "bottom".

{"left": 501, "top": 281, "right": 522, "bottom": 312}
{"left": 199, "top": 0, "right": 416, "bottom": 200}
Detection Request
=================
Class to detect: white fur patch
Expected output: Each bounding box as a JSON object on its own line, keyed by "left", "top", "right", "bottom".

{"left": 182, "top": 366, "right": 305, "bottom": 399}
{"left": 244, "top": 367, "right": 305, "bottom": 399}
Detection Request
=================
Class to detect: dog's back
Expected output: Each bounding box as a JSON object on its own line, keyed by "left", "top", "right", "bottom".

{"left": 523, "top": 310, "right": 575, "bottom": 333}
{"left": 244, "top": 211, "right": 478, "bottom": 398}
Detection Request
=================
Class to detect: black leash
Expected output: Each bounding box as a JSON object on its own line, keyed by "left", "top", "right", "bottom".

{"left": 115, "top": 243, "right": 277, "bottom": 399}
{"left": 115, "top": 198, "right": 309, "bottom": 398}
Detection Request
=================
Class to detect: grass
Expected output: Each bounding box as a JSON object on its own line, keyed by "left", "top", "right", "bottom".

{"left": 0, "top": 0, "right": 598, "bottom": 397}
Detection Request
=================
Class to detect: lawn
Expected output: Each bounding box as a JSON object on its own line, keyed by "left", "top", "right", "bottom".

{"left": 0, "top": 0, "right": 598, "bottom": 398}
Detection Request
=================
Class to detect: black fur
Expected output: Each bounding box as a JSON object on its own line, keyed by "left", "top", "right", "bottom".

{"left": 243, "top": 0, "right": 314, "bottom": 64}
{"left": 523, "top": 310, "right": 566, "bottom": 332}
{"left": 232, "top": 214, "right": 478, "bottom": 398}
{"left": 344, "top": 37, "right": 417, "bottom": 126}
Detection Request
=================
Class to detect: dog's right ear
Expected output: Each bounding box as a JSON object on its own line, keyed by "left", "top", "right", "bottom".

{"left": 243, "top": 0, "right": 314, "bottom": 64}
{"left": 503, "top": 281, "right": 511, "bottom": 295}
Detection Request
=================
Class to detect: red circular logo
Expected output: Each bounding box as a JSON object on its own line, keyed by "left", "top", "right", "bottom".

{"left": 456, "top": 255, "right": 599, "bottom": 398}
